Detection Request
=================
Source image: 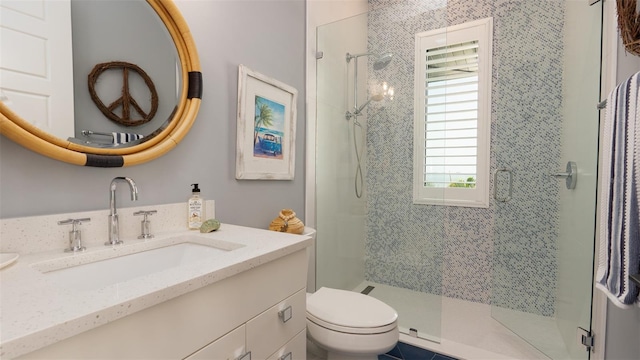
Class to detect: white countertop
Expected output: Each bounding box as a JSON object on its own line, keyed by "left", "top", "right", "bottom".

{"left": 0, "top": 224, "right": 312, "bottom": 359}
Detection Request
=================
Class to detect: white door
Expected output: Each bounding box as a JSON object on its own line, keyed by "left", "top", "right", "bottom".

{"left": 0, "top": 0, "right": 74, "bottom": 140}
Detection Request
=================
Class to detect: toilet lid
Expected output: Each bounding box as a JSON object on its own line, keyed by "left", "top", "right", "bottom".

{"left": 307, "top": 287, "right": 398, "bottom": 329}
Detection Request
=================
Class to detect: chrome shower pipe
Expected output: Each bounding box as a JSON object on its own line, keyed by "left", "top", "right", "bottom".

{"left": 345, "top": 52, "right": 371, "bottom": 119}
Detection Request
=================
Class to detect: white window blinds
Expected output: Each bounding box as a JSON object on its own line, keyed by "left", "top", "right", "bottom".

{"left": 413, "top": 17, "right": 492, "bottom": 207}
{"left": 424, "top": 40, "right": 479, "bottom": 188}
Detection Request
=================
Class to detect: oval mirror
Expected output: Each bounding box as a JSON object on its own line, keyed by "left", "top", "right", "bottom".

{"left": 0, "top": 0, "right": 202, "bottom": 167}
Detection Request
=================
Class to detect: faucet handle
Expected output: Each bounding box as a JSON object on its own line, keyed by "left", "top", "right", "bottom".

{"left": 134, "top": 210, "right": 157, "bottom": 239}
{"left": 58, "top": 218, "right": 91, "bottom": 252}
{"left": 133, "top": 210, "right": 157, "bottom": 217}
{"left": 58, "top": 217, "right": 91, "bottom": 227}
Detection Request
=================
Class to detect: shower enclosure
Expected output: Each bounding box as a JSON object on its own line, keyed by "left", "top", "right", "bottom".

{"left": 314, "top": 1, "right": 602, "bottom": 359}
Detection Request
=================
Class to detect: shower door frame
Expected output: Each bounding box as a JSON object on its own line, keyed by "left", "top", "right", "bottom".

{"left": 588, "top": 0, "right": 622, "bottom": 357}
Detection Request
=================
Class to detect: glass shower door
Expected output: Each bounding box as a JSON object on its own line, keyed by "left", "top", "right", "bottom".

{"left": 315, "top": 8, "right": 444, "bottom": 343}
{"left": 315, "top": 12, "right": 369, "bottom": 295}
{"left": 491, "top": 1, "right": 602, "bottom": 359}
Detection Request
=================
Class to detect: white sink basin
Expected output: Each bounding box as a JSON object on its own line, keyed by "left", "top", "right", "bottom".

{"left": 34, "top": 236, "right": 243, "bottom": 290}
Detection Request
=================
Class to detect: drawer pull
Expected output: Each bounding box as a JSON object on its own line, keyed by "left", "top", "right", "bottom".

{"left": 279, "top": 352, "right": 292, "bottom": 360}
{"left": 278, "top": 306, "right": 292, "bottom": 323}
{"left": 236, "top": 351, "right": 251, "bottom": 360}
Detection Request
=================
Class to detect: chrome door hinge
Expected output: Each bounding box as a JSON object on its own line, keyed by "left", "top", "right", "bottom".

{"left": 316, "top": 51, "right": 324, "bottom": 60}
{"left": 577, "top": 327, "right": 595, "bottom": 351}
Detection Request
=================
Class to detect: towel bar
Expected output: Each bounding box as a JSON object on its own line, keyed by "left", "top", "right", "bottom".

{"left": 81, "top": 130, "right": 143, "bottom": 145}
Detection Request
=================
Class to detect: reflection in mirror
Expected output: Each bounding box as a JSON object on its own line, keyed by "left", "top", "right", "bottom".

{"left": 0, "top": 0, "right": 181, "bottom": 149}
{"left": 0, "top": 0, "right": 202, "bottom": 167}
{"left": 0, "top": 0, "right": 75, "bottom": 139}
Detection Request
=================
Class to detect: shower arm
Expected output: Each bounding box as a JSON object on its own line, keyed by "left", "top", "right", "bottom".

{"left": 355, "top": 97, "right": 375, "bottom": 114}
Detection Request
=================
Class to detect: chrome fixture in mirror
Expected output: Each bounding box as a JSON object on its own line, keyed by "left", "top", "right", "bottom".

{"left": 0, "top": 0, "right": 202, "bottom": 167}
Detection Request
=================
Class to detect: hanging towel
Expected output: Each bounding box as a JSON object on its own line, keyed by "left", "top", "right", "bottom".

{"left": 595, "top": 71, "right": 640, "bottom": 308}
{"left": 111, "top": 132, "right": 144, "bottom": 145}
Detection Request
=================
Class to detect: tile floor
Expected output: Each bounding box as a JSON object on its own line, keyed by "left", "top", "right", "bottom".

{"left": 380, "top": 342, "right": 459, "bottom": 360}
{"left": 307, "top": 339, "right": 457, "bottom": 360}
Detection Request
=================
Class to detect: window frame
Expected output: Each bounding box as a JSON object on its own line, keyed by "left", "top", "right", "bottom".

{"left": 412, "top": 17, "right": 493, "bottom": 208}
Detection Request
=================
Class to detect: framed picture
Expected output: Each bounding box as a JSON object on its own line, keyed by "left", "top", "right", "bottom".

{"left": 236, "top": 65, "right": 297, "bottom": 180}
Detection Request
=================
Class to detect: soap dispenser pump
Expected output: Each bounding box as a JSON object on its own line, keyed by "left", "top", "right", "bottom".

{"left": 188, "top": 183, "right": 204, "bottom": 229}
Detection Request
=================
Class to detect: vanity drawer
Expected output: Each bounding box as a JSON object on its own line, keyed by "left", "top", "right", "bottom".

{"left": 246, "top": 288, "right": 306, "bottom": 359}
{"left": 185, "top": 324, "right": 246, "bottom": 360}
{"left": 266, "top": 329, "right": 306, "bottom": 360}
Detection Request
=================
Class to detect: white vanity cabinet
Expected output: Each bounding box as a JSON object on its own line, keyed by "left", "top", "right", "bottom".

{"left": 187, "top": 288, "right": 306, "bottom": 360}
{"left": 17, "top": 249, "right": 307, "bottom": 360}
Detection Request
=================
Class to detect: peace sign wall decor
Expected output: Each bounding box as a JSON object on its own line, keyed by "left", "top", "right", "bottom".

{"left": 88, "top": 61, "right": 159, "bottom": 126}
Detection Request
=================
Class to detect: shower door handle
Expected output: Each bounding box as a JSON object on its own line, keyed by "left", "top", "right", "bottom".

{"left": 494, "top": 168, "right": 513, "bottom": 203}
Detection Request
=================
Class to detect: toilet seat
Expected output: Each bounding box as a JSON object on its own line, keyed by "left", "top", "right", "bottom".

{"left": 307, "top": 312, "right": 397, "bottom": 334}
{"left": 307, "top": 287, "right": 398, "bottom": 334}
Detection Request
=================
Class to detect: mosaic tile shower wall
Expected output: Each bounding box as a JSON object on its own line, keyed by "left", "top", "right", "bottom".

{"left": 365, "top": 0, "right": 563, "bottom": 316}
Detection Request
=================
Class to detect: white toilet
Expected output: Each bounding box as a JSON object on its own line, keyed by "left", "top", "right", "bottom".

{"left": 302, "top": 228, "right": 399, "bottom": 360}
{"left": 306, "top": 287, "right": 399, "bottom": 360}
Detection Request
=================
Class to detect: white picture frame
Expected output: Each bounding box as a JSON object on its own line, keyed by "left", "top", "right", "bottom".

{"left": 236, "top": 65, "right": 297, "bottom": 180}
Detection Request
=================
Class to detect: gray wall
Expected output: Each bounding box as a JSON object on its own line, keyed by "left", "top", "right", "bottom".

{"left": 0, "top": 0, "right": 306, "bottom": 230}
{"left": 604, "top": 40, "right": 640, "bottom": 360}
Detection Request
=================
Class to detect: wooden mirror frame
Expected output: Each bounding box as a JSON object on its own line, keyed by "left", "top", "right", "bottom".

{"left": 0, "top": 0, "right": 202, "bottom": 167}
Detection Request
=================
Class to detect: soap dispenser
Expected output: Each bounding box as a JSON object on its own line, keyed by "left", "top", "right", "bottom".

{"left": 188, "top": 183, "right": 204, "bottom": 229}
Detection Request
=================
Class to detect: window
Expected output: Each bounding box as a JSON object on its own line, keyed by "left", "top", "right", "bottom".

{"left": 413, "top": 18, "right": 493, "bottom": 207}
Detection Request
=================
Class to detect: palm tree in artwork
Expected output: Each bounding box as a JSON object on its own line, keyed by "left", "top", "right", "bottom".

{"left": 254, "top": 102, "right": 274, "bottom": 146}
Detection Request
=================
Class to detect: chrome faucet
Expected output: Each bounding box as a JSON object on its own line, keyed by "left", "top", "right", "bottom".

{"left": 106, "top": 177, "right": 138, "bottom": 246}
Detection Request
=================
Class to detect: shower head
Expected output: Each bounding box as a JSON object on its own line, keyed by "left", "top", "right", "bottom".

{"left": 373, "top": 52, "right": 394, "bottom": 70}
{"left": 346, "top": 51, "right": 394, "bottom": 70}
